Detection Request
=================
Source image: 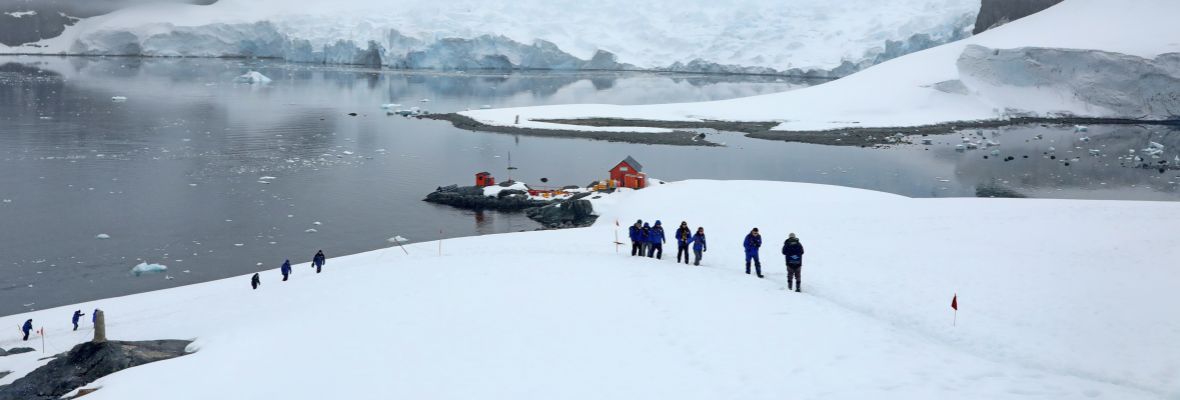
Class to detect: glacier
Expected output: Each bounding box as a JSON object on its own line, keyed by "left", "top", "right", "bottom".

{"left": 2, "top": 0, "right": 980, "bottom": 77}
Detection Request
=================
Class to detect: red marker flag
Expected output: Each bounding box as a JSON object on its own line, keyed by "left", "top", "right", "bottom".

{"left": 951, "top": 294, "right": 958, "bottom": 310}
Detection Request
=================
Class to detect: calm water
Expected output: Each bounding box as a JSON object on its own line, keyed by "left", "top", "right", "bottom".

{"left": 1, "top": 56, "right": 1177, "bottom": 316}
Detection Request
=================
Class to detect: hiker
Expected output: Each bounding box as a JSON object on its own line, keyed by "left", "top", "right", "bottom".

{"left": 72, "top": 310, "right": 85, "bottom": 331}
{"left": 744, "top": 228, "right": 763, "bottom": 278}
{"left": 640, "top": 223, "right": 652, "bottom": 257}
{"left": 251, "top": 273, "right": 261, "bottom": 290}
{"left": 782, "top": 233, "right": 805, "bottom": 292}
{"left": 648, "top": 220, "right": 666, "bottom": 259}
{"left": 313, "top": 250, "right": 326, "bottom": 273}
{"left": 690, "top": 227, "right": 707, "bottom": 266}
{"left": 21, "top": 319, "right": 32, "bottom": 341}
{"left": 92, "top": 308, "right": 99, "bottom": 325}
{"left": 629, "top": 220, "right": 643, "bottom": 256}
{"left": 675, "top": 221, "right": 692, "bottom": 264}
{"left": 280, "top": 259, "right": 292, "bottom": 281}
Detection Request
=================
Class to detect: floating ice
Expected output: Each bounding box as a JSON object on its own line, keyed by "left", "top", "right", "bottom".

{"left": 387, "top": 235, "right": 409, "bottom": 243}
{"left": 95, "top": 233, "right": 111, "bottom": 239}
{"left": 1074, "top": 125, "right": 1089, "bottom": 132}
{"left": 111, "top": 96, "right": 128, "bottom": 102}
{"left": 235, "top": 71, "right": 272, "bottom": 84}
{"left": 305, "top": 228, "right": 318, "bottom": 233}
{"left": 313, "top": 221, "right": 322, "bottom": 225}
{"left": 380, "top": 103, "right": 402, "bottom": 109}
{"left": 259, "top": 176, "right": 277, "bottom": 180}
{"left": 130, "top": 262, "right": 167, "bottom": 276}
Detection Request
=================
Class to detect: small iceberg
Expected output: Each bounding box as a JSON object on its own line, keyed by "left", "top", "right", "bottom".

{"left": 1074, "top": 125, "right": 1089, "bottom": 132}
{"left": 380, "top": 103, "right": 402, "bottom": 109}
{"left": 95, "top": 233, "right": 111, "bottom": 239}
{"left": 234, "top": 71, "right": 272, "bottom": 84}
{"left": 131, "top": 262, "right": 167, "bottom": 276}
{"left": 111, "top": 96, "right": 128, "bottom": 102}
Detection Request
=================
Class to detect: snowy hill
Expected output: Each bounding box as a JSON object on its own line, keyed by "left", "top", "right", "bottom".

{"left": 460, "top": 0, "right": 1180, "bottom": 132}
{"left": 2, "top": 180, "right": 1178, "bottom": 399}
{"left": 0, "top": 0, "right": 979, "bottom": 75}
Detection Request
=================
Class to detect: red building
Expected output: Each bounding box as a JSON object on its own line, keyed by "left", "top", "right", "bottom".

{"left": 475, "top": 172, "right": 495, "bottom": 187}
{"left": 609, "top": 156, "right": 647, "bottom": 189}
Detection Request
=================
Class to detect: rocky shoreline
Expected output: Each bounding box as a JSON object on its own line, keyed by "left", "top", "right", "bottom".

{"left": 0, "top": 340, "right": 194, "bottom": 400}
{"left": 425, "top": 184, "right": 599, "bottom": 228}
{"left": 429, "top": 114, "right": 1180, "bottom": 147}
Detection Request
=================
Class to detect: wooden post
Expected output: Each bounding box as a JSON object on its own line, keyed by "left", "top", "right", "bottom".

{"left": 93, "top": 309, "right": 106, "bottom": 343}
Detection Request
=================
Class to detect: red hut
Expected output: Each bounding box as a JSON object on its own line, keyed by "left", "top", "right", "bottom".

{"left": 609, "top": 156, "right": 647, "bottom": 189}
{"left": 475, "top": 172, "right": 495, "bottom": 187}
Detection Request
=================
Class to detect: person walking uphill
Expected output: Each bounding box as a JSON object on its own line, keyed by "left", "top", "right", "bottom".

{"left": 72, "top": 310, "right": 86, "bottom": 331}
{"left": 782, "top": 233, "right": 805, "bottom": 292}
{"left": 639, "top": 222, "right": 652, "bottom": 257}
{"left": 629, "top": 220, "right": 643, "bottom": 256}
{"left": 280, "top": 259, "right": 292, "bottom": 281}
{"left": 21, "top": 319, "right": 33, "bottom": 341}
{"left": 251, "top": 273, "right": 261, "bottom": 290}
{"left": 675, "top": 221, "right": 692, "bottom": 264}
{"left": 690, "top": 227, "right": 707, "bottom": 266}
{"left": 313, "top": 250, "right": 326, "bottom": 273}
{"left": 744, "top": 228, "right": 763, "bottom": 278}
{"left": 648, "top": 221, "right": 666, "bottom": 259}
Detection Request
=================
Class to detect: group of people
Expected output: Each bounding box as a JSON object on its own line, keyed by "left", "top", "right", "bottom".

{"left": 630, "top": 222, "right": 806, "bottom": 292}
{"left": 629, "top": 220, "right": 707, "bottom": 266}
{"left": 18, "top": 308, "right": 101, "bottom": 342}
{"left": 251, "top": 249, "right": 327, "bottom": 290}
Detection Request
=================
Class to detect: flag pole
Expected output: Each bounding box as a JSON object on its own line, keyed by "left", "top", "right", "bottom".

{"left": 40, "top": 327, "right": 45, "bottom": 353}
{"left": 438, "top": 229, "right": 443, "bottom": 256}
{"left": 614, "top": 219, "right": 620, "bottom": 254}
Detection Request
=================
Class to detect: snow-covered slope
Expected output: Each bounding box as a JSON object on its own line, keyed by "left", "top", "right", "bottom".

{"left": 460, "top": 0, "right": 1180, "bottom": 132}
{"left": 0, "top": 0, "right": 979, "bottom": 75}
{"left": 2, "top": 180, "right": 1178, "bottom": 399}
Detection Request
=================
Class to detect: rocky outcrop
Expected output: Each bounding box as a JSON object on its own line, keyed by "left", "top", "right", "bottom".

{"left": 525, "top": 197, "right": 598, "bottom": 228}
{"left": 0, "top": 347, "right": 35, "bottom": 356}
{"left": 973, "top": 0, "right": 1063, "bottom": 34}
{"left": 0, "top": 339, "right": 194, "bottom": 400}
{"left": 424, "top": 185, "right": 550, "bottom": 211}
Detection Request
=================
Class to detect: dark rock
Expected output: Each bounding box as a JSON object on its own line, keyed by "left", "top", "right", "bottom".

{"left": 1, "top": 347, "right": 35, "bottom": 356}
{"left": 497, "top": 189, "right": 526, "bottom": 198}
{"left": 0, "top": 339, "right": 193, "bottom": 400}
{"left": 425, "top": 185, "right": 547, "bottom": 211}
{"left": 526, "top": 199, "right": 597, "bottom": 228}
{"left": 973, "top": 0, "right": 1063, "bottom": 34}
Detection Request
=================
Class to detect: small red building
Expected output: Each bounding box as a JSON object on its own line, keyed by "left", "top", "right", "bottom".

{"left": 609, "top": 156, "right": 647, "bottom": 189}
{"left": 475, "top": 172, "right": 495, "bottom": 187}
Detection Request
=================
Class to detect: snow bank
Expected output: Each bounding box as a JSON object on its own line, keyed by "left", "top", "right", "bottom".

{"left": 460, "top": 0, "right": 1180, "bottom": 132}
{"left": 1, "top": 180, "right": 1178, "bottom": 399}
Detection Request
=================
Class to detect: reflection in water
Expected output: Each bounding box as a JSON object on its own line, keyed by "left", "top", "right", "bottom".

{"left": 0, "top": 56, "right": 1176, "bottom": 315}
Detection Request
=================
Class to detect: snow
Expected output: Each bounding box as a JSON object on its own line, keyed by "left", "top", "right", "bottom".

{"left": 460, "top": 0, "right": 1180, "bottom": 132}
{"left": 1, "top": 180, "right": 1178, "bottom": 399}
{"left": 4, "top": 10, "right": 37, "bottom": 18}
{"left": 128, "top": 263, "right": 167, "bottom": 276}
{"left": 0, "top": 0, "right": 977, "bottom": 73}
{"left": 234, "top": 71, "right": 272, "bottom": 84}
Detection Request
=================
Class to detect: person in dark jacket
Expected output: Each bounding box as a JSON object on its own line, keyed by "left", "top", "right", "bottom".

{"left": 639, "top": 223, "right": 652, "bottom": 257}
{"left": 72, "top": 310, "right": 86, "bottom": 331}
{"left": 251, "top": 273, "right": 261, "bottom": 290}
{"left": 744, "top": 228, "right": 763, "bottom": 278}
{"left": 280, "top": 260, "right": 292, "bottom": 281}
{"left": 675, "top": 221, "right": 692, "bottom": 264}
{"left": 781, "top": 233, "right": 805, "bottom": 292}
{"left": 92, "top": 308, "right": 99, "bottom": 324}
{"left": 647, "top": 220, "right": 666, "bottom": 259}
{"left": 21, "top": 319, "right": 33, "bottom": 341}
{"left": 690, "top": 227, "right": 707, "bottom": 266}
{"left": 313, "top": 250, "right": 326, "bottom": 273}
{"left": 629, "top": 220, "right": 643, "bottom": 256}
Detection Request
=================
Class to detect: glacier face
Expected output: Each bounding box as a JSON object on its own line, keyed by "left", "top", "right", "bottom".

{"left": 5, "top": 0, "right": 981, "bottom": 76}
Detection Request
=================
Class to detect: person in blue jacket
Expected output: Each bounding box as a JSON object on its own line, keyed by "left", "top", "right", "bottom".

{"left": 312, "top": 250, "right": 326, "bottom": 273}
{"left": 744, "top": 228, "right": 763, "bottom": 278}
{"left": 92, "top": 308, "right": 99, "bottom": 324}
{"left": 251, "top": 272, "right": 261, "bottom": 290}
{"left": 628, "top": 220, "right": 643, "bottom": 256}
{"left": 71, "top": 310, "right": 86, "bottom": 331}
{"left": 782, "top": 233, "right": 805, "bottom": 292}
{"left": 639, "top": 222, "right": 652, "bottom": 257}
{"left": 647, "top": 220, "right": 666, "bottom": 259}
{"left": 21, "top": 319, "right": 33, "bottom": 341}
{"left": 280, "top": 260, "right": 292, "bottom": 281}
{"left": 690, "top": 227, "right": 707, "bottom": 266}
{"left": 675, "top": 221, "right": 692, "bottom": 264}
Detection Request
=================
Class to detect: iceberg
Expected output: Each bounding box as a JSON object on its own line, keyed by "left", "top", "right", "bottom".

{"left": 130, "top": 262, "right": 167, "bottom": 276}
{"left": 234, "top": 71, "right": 272, "bottom": 84}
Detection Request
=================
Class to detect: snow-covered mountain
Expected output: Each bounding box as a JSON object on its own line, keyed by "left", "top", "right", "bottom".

{"left": 461, "top": 0, "right": 1180, "bottom": 132}
{"left": 0, "top": 0, "right": 980, "bottom": 76}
